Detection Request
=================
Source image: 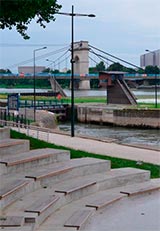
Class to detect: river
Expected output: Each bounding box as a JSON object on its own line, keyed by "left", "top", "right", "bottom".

{"left": 0, "top": 88, "right": 159, "bottom": 148}
{"left": 59, "top": 122, "right": 160, "bottom": 149}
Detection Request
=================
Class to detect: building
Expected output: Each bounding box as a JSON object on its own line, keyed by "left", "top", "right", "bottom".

{"left": 18, "top": 66, "right": 45, "bottom": 74}
{"left": 140, "top": 49, "right": 160, "bottom": 68}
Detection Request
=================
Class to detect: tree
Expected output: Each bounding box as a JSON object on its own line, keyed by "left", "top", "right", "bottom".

{"left": 0, "top": 0, "right": 61, "bottom": 39}
{"left": 96, "top": 61, "right": 106, "bottom": 72}
{"left": 145, "top": 65, "right": 160, "bottom": 74}
{"left": 0, "top": 69, "right": 12, "bottom": 73}
{"left": 107, "top": 62, "right": 124, "bottom": 71}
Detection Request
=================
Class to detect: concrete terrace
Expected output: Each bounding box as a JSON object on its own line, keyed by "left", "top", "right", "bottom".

{"left": 0, "top": 127, "right": 160, "bottom": 231}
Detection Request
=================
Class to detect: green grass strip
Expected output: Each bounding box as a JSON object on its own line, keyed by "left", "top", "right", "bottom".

{"left": 11, "top": 129, "right": 160, "bottom": 179}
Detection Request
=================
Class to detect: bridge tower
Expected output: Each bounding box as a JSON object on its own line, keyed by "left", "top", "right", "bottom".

{"left": 73, "top": 41, "right": 90, "bottom": 89}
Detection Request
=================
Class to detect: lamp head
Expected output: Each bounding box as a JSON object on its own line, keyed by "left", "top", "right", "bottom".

{"left": 88, "top": 14, "right": 96, "bottom": 17}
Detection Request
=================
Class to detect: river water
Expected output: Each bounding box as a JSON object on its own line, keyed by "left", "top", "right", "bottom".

{"left": 0, "top": 88, "right": 159, "bottom": 148}
{"left": 62, "top": 89, "right": 159, "bottom": 148}
{"left": 59, "top": 122, "right": 160, "bottom": 148}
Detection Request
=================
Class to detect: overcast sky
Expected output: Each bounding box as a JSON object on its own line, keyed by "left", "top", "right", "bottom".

{"left": 0, "top": 0, "right": 160, "bottom": 72}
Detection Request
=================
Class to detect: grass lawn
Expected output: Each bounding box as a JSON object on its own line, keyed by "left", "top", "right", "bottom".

{"left": 0, "top": 93, "right": 159, "bottom": 108}
{"left": 11, "top": 129, "right": 160, "bottom": 179}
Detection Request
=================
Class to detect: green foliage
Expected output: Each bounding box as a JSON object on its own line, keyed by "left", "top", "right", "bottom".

{"left": 0, "top": 0, "right": 61, "bottom": 39}
{"left": 10, "top": 130, "right": 160, "bottom": 178}
{"left": 90, "top": 79, "right": 99, "bottom": 89}
{"left": 145, "top": 65, "right": 160, "bottom": 74}
{"left": 89, "top": 61, "right": 106, "bottom": 73}
{"left": 0, "top": 69, "right": 12, "bottom": 73}
{"left": 89, "top": 67, "right": 97, "bottom": 73}
{"left": 107, "top": 62, "right": 136, "bottom": 73}
{"left": 107, "top": 62, "right": 124, "bottom": 71}
{"left": 96, "top": 61, "right": 106, "bottom": 71}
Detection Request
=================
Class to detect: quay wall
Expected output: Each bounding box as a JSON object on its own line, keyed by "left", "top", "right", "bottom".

{"left": 113, "top": 109, "right": 160, "bottom": 128}
{"left": 77, "top": 105, "right": 160, "bottom": 128}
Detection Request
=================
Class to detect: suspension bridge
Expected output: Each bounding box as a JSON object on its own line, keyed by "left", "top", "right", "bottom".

{"left": 1, "top": 41, "right": 159, "bottom": 90}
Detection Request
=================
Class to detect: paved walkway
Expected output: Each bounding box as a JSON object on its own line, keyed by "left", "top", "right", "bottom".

{"left": 13, "top": 127, "right": 160, "bottom": 165}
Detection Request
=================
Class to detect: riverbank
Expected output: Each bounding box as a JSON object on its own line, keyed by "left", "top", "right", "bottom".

{"left": 77, "top": 103, "right": 160, "bottom": 128}
{"left": 11, "top": 127, "right": 160, "bottom": 167}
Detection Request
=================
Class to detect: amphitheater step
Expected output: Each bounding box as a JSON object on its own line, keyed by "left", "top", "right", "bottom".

{"left": 0, "top": 226, "right": 33, "bottom": 231}
{"left": 55, "top": 178, "right": 97, "bottom": 201}
{"left": 24, "top": 195, "right": 60, "bottom": 226}
{"left": 96, "top": 167, "right": 150, "bottom": 191}
{"left": 0, "top": 127, "right": 10, "bottom": 140}
{"left": 120, "top": 178, "right": 160, "bottom": 196}
{"left": 25, "top": 158, "right": 110, "bottom": 187}
{"left": 0, "top": 216, "right": 24, "bottom": 228}
{"left": 0, "top": 148, "right": 70, "bottom": 174}
{"left": 1, "top": 167, "right": 152, "bottom": 230}
{"left": 0, "top": 139, "right": 30, "bottom": 158}
{"left": 85, "top": 192, "right": 124, "bottom": 210}
{"left": 0, "top": 179, "right": 34, "bottom": 209}
{"left": 64, "top": 209, "right": 93, "bottom": 230}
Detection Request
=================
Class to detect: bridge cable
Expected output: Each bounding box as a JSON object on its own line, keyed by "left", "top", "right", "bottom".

{"left": 89, "top": 44, "right": 143, "bottom": 70}
{"left": 7, "top": 45, "right": 70, "bottom": 69}
{"left": 89, "top": 49, "right": 115, "bottom": 65}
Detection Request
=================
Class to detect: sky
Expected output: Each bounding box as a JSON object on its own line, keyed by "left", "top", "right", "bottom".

{"left": 0, "top": 0, "right": 160, "bottom": 73}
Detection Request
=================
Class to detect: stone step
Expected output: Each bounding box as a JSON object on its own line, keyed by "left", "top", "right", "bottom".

{"left": 1, "top": 167, "right": 152, "bottom": 230}
{"left": 0, "top": 179, "right": 34, "bottom": 209}
{"left": 0, "top": 226, "right": 33, "bottom": 231}
{"left": 0, "top": 148, "right": 70, "bottom": 175}
{"left": 0, "top": 127, "right": 10, "bottom": 140}
{"left": 119, "top": 178, "right": 160, "bottom": 196}
{"left": 85, "top": 192, "right": 125, "bottom": 210}
{"left": 0, "top": 216, "right": 24, "bottom": 228}
{"left": 0, "top": 139, "right": 30, "bottom": 158}
{"left": 24, "top": 195, "right": 60, "bottom": 227}
{"left": 97, "top": 167, "right": 150, "bottom": 191}
{"left": 25, "top": 158, "right": 111, "bottom": 187}
{"left": 55, "top": 178, "right": 97, "bottom": 202}
{"left": 64, "top": 209, "right": 93, "bottom": 230}
{"left": 52, "top": 167, "right": 150, "bottom": 204}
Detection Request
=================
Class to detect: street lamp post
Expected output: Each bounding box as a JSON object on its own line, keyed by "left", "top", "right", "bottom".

{"left": 145, "top": 49, "right": 158, "bottom": 108}
{"left": 33, "top": 47, "right": 47, "bottom": 121}
{"left": 57, "top": 5, "right": 95, "bottom": 137}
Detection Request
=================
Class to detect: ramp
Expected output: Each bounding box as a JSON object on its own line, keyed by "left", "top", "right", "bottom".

{"left": 107, "top": 79, "right": 137, "bottom": 105}
{"left": 49, "top": 77, "right": 67, "bottom": 97}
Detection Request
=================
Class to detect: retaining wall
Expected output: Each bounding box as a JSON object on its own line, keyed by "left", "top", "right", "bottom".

{"left": 77, "top": 105, "right": 160, "bottom": 128}
{"left": 113, "top": 109, "right": 160, "bottom": 128}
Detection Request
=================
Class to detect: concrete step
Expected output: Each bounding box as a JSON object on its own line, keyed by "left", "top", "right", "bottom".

{"left": 0, "top": 216, "right": 24, "bottom": 228}
{"left": 55, "top": 178, "right": 97, "bottom": 202}
{"left": 0, "top": 138, "right": 30, "bottom": 158}
{"left": 25, "top": 158, "right": 111, "bottom": 187}
{"left": 52, "top": 167, "right": 150, "bottom": 204}
{"left": 0, "top": 148, "right": 70, "bottom": 175}
{"left": 2, "top": 167, "right": 152, "bottom": 230}
{"left": 119, "top": 178, "right": 160, "bottom": 196}
{"left": 97, "top": 167, "right": 150, "bottom": 191}
{"left": 0, "top": 178, "right": 34, "bottom": 209}
{"left": 64, "top": 209, "right": 93, "bottom": 230}
{"left": 0, "top": 226, "right": 34, "bottom": 231}
{"left": 24, "top": 195, "right": 60, "bottom": 228}
{"left": 0, "top": 127, "right": 10, "bottom": 140}
{"left": 36, "top": 179, "right": 159, "bottom": 231}
{"left": 85, "top": 192, "right": 125, "bottom": 210}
